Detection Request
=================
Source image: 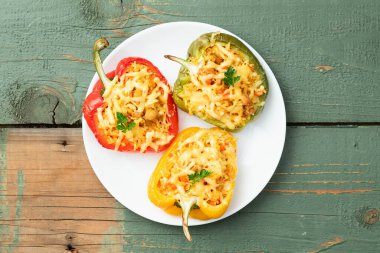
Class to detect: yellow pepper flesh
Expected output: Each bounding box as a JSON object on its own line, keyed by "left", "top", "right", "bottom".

{"left": 148, "top": 127, "right": 237, "bottom": 240}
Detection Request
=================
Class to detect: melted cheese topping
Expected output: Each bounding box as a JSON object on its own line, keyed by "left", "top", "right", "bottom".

{"left": 157, "top": 129, "right": 237, "bottom": 206}
{"left": 96, "top": 62, "right": 174, "bottom": 152}
{"left": 179, "top": 37, "right": 266, "bottom": 130}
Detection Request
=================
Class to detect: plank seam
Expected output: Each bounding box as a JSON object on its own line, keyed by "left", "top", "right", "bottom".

{"left": 1, "top": 122, "right": 380, "bottom": 128}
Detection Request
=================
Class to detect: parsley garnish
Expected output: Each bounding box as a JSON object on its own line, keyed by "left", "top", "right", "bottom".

{"left": 116, "top": 112, "right": 136, "bottom": 133}
{"left": 223, "top": 66, "right": 241, "bottom": 87}
{"left": 100, "top": 87, "right": 105, "bottom": 96}
{"left": 187, "top": 169, "right": 212, "bottom": 191}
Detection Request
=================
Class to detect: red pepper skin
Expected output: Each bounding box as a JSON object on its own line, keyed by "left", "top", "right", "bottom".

{"left": 83, "top": 58, "right": 179, "bottom": 152}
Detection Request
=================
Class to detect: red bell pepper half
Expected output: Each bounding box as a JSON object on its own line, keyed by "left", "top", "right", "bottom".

{"left": 83, "top": 38, "right": 178, "bottom": 152}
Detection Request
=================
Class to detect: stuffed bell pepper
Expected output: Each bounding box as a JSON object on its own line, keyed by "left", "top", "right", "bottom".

{"left": 165, "top": 32, "right": 268, "bottom": 131}
{"left": 148, "top": 127, "right": 238, "bottom": 241}
{"left": 83, "top": 38, "right": 178, "bottom": 152}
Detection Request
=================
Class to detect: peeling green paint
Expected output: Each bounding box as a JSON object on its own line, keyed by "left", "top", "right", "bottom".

{"left": 100, "top": 201, "right": 125, "bottom": 253}
{"left": 10, "top": 170, "right": 24, "bottom": 251}
{"left": 0, "top": 129, "right": 10, "bottom": 244}
{"left": 100, "top": 226, "right": 123, "bottom": 253}
{"left": 0, "top": 129, "right": 25, "bottom": 253}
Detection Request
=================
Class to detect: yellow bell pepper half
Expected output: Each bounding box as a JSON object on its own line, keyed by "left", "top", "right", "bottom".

{"left": 148, "top": 127, "right": 238, "bottom": 241}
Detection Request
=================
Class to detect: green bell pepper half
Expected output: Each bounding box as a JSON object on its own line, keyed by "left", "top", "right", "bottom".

{"left": 165, "top": 32, "right": 269, "bottom": 132}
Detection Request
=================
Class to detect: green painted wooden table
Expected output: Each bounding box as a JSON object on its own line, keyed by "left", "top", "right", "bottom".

{"left": 0, "top": 1, "right": 379, "bottom": 252}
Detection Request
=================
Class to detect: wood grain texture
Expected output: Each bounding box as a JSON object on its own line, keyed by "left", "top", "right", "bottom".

{"left": 0, "top": 127, "right": 379, "bottom": 252}
{"left": 0, "top": 0, "right": 379, "bottom": 124}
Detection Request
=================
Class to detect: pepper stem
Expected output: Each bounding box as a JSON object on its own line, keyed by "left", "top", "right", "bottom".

{"left": 93, "top": 37, "right": 113, "bottom": 88}
{"left": 164, "top": 55, "right": 199, "bottom": 75}
{"left": 179, "top": 195, "right": 197, "bottom": 241}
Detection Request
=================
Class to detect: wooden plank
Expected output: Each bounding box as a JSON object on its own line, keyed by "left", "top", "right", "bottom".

{"left": 0, "top": 0, "right": 379, "bottom": 124}
{"left": 0, "top": 128, "right": 379, "bottom": 252}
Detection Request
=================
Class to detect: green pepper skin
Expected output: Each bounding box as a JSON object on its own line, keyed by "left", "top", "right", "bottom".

{"left": 172, "top": 32, "right": 269, "bottom": 132}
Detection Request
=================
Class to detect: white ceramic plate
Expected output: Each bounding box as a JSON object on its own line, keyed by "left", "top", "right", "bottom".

{"left": 82, "top": 21, "right": 286, "bottom": 226}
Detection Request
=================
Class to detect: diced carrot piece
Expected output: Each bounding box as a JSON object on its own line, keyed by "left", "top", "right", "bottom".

{"left": 179, "top": 175, "right": 189, "bottom": 183}
{"left": 166, "top": 183, "right": 177, "bottom": 191}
